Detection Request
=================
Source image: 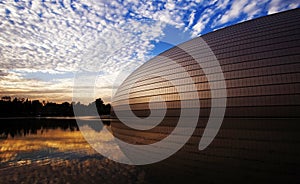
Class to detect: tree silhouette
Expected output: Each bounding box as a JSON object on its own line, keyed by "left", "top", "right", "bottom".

{"left": 0, "top": 96, "right": 111, "bottom": 117}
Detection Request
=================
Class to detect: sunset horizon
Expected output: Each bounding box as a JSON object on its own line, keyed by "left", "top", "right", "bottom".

{"left": 1, "top": 1, "right": 298, "bottom": 104}
{"left": 1, "top": 1, "right": 300, "bottom": 184}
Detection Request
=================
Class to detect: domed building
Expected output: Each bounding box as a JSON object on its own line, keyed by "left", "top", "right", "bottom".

{"left": 111, "top": 9, "right": 300, "bottom": 183}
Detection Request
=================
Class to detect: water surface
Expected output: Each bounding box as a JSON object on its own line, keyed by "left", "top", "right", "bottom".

{"left": 0, "top": 117, "right": 146, "bottom": 184}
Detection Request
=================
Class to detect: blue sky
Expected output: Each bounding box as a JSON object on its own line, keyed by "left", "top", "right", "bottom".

{"left": 0, "top": 0, "right": 299, "bottom": 103}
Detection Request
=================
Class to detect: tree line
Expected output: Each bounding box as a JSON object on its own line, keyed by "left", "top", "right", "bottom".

{"left": 0, "top": 96, "right": 111, "bottom": 117}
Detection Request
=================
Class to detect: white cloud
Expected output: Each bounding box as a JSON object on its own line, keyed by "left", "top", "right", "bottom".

{"left": 215, "top": 0, "right": 231, "bottom": 10}
{"left": 0, "top": 70, "right": 74, "bottom": 102}
{"left": 0, "top": 0, "right": 299, "bottom": 102}
{"left": 268, "top": 0, "right": 300, "bottom": 15}
{"left": 185, "top": 10, "right": 196, "bottom": 31}
{"left": 0, "top": 1, "right": 164, "bottom": 74}
{"left": 211, "top": 0, "right": 299, "bottom": 29}
{"left": 217, "top": 0, "right": 249, "bottom": 25}
{"left": 268, "top": 0, "right": 283, "bottom": 14}
{"left": 191, "top": 8, "right": 214, "bottom": 36}
{"left": 0, "top": 0, "right": 195, "bottom": 102}
{"left": 165, "top": 0, "right": 176, "bottom": 10}
{"left": 243, "top": 1, "right": 261, "bottom": 20}
{"left": 289, "top": 3, "right": 300, "bottom": 9}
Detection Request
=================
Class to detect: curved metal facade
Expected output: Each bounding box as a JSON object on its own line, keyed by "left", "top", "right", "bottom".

{"left": 111, "top": 9, "right": 300, "bottom": 183}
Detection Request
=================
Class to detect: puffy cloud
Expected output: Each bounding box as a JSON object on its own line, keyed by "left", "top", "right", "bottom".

{"left": 186, "top": 10, "right": 196, "bottom": 29}
{"left": 0, "top": 70, "right": 74, "bottom": 102}
{"left": 211, "top": 0, "right": 299, "bottom": 29}
{"left": 268, "top": 0, "right": 300, "bottom": 14}
{"left": 0, "top": 0, "right": 169, "bottom": 102}
{"left": 191, "top": 8, "right": 214, "bottom": 37}
{"left": 218, "top": 0, "right": 249, "bottom": 25}
{"left": 0, "top": 0, "right": 299, "bottom": 102}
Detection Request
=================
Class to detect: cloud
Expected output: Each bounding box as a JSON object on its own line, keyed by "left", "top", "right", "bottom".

{"left": 0, "top": 70, "right": 9, "bottom": 77}
{"left": 0, "top": 1, "right": 166, "bottom": 73}
{"left": 215, "top": 0, "right": 231, "bottom": 10}
{"left": 0, "top": 70, "right": 74, "bottom": 102}
{"left": 211, "top": 0, "right": 299, "bottom": 28}
{"left": 0, "top": 0, "right": 173, "bottom": 102}
{"left": 0, "top": 0, "right": 299, "bottom": 102}
{"left": 243, "top": 1, "right": 263, "bottom": 20}
{"left": 165, "top": 0, "right": 176, "bottom": 10}
{"left": 191, "top": 8, "right": 214, "bottom": 36}
{"left": 1, "top": 0, "right": 299, "bottom": 73}
{"left": 268, "top": 0, "right": 284, "bottom": 14}
{"left": 188, "top": 0, "right": 233, "bottom": 36}
{"left": 268, "top": 0, "right": 300, "bottom": 14}
{"left": 184, "top": 10, "right": 196, "bottom": 32}
{"left": 217, "top": 0, "right": 249, "bottom": 25}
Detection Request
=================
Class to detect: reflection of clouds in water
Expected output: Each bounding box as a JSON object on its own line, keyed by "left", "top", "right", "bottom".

{"left": 0, "top": 129, "right": 146, "bottom": 183}
{"left": 0, "top": 121, "right": 146, "bottom": 183}
{"left": 80, "top": 125, "right": 128, "bottom": 162}
{"left": 0, "top": 127, "right": 127, "bottom": 167}
{"left": 0, "top": 153, "right": 17, "bottom": 163}
{"left": 0, "top": 129, "right": 94, "bottom": 164}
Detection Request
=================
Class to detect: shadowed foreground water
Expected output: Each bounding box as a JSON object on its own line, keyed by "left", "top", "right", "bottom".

{"left": 0, "top": 117, "right": 146, "bottom": 184}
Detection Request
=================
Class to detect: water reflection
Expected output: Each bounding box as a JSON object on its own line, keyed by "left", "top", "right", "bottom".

{"left": 0, "top": 117, "right": 111, "bottom": 139}
{"left": 0, "top": 117, "right": 145, "bottom": 183}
